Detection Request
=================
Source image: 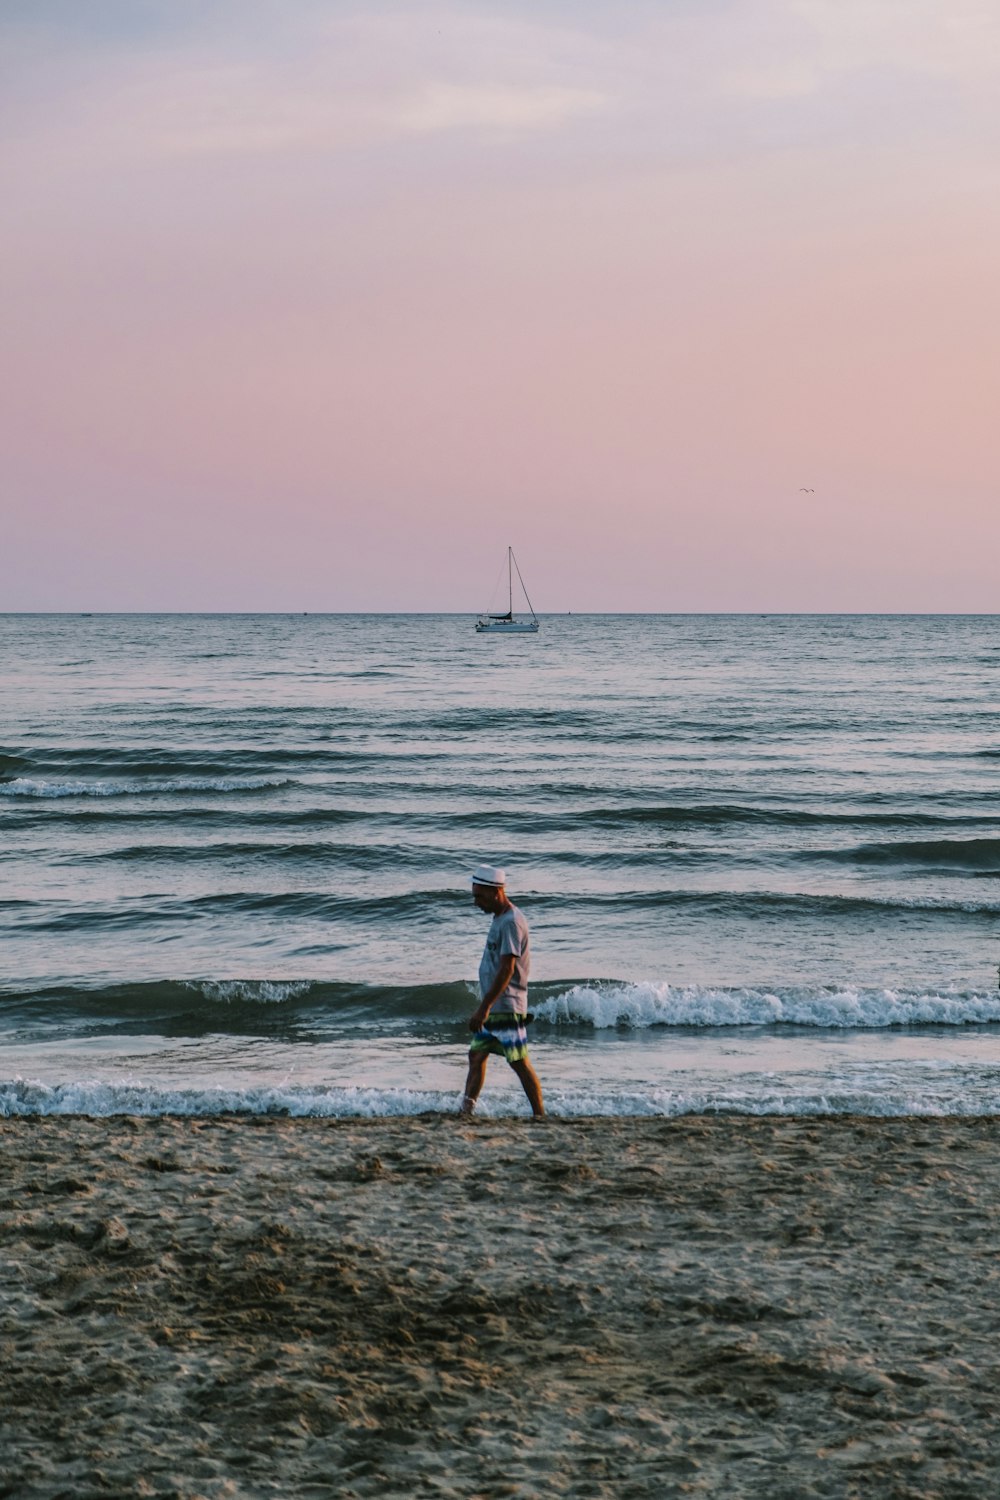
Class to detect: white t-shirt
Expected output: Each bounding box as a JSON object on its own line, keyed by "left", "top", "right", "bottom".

{"left": 478, "top": 903, "right": 530, "bottom": 1015}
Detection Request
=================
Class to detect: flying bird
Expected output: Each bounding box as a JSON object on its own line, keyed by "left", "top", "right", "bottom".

{"left": 798, "top": 487, "right": 815, "bottom": 493}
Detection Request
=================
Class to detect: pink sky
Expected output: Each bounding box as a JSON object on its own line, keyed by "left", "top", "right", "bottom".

{"left": 2, "top": 1, "right": 999, "bottom": 611}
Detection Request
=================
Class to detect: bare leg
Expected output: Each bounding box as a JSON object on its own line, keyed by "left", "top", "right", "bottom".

{"left": 510, "top": 1057, "right": 545, "bottom": 1118}
{"left": 460, "top": 1050, "right": 489, "bottom": 1114}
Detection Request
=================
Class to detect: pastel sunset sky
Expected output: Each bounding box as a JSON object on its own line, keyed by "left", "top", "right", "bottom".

{"left": 3, "top": 0, "right": 998, "bottom": 611}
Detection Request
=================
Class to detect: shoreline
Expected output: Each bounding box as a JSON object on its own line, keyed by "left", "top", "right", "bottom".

{"left": 3, "top": 1113, "right": 999, "bottom": 1497}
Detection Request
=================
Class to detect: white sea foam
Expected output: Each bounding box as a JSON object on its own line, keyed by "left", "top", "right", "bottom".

{"left": 535, "top": 982, "right": 1000, "bottom": 1030}
{"left": 0, "top": 1079, "right": 451, "bottom": 1119}
{"left": 185, "top": 980, "right": 314, "bottom": 1005}
{"left": 0, "top": 776, "right": 289, "bottom": 798}
{"left": 5, "top": 1076, "right": 1000, "bottom": 1119}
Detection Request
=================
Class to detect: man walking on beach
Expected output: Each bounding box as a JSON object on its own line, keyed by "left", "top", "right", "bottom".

{"left": 461, "top": 866, "right": 545, "bottom": 1118}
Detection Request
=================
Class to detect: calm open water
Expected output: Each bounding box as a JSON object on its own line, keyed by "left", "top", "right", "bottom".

{"left": 3, "top": 612, "right": 1000, "bottom": 1117}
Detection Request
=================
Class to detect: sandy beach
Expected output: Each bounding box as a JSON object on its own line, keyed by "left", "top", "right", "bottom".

{"left": 2, "top": 1114, "right": 999, "bottom": 1498}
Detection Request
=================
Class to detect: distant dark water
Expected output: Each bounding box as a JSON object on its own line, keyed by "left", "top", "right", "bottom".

{"left": 3, "top": 613, "right": 1000, "bottom": 1117}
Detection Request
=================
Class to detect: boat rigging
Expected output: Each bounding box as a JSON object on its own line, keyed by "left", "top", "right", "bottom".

{"left": 476, "top": 547, "right": 540, "bottom": 634}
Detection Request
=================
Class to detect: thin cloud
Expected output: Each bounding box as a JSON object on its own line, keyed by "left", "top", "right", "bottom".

{"left": 790, "top": 0, "right": 1000, "bottom": 78}
{"left": 720, "top": 61, "right": 822, "bottom": 101}
{"left": 3, "top": 6, "right": 614, "bottom": 165}
{"left": 153, "top": 81, "right": 607, "bottom": 159}
{"left": 393, "top": 82, "right": 607, "bottom": 135}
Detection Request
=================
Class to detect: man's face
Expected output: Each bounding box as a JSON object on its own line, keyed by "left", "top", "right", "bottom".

{"left": 472, "top": 883, "right": 502, "bottom": 913}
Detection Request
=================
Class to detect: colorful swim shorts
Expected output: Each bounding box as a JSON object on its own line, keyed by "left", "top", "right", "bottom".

{"left": 470, "top": 1011, "right": 529, "bottom": 1065}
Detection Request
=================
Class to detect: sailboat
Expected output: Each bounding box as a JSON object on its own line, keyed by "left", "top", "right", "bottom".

{"left": 476, "top": 547, "right": 540, "bottom": 634}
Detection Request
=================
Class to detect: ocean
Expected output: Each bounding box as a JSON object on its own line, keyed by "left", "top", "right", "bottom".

{"left": 3, "top": 611, "right": 1000, "bottom": 1119}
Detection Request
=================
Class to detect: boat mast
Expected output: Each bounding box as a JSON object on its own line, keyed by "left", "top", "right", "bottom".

{"left": 508, "top": 546, "right": 513, "bottom": 618}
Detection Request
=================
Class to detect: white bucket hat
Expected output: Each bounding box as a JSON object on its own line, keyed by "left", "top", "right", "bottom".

{"left": 471, "top": 864, "right": 506, "bottom": 887}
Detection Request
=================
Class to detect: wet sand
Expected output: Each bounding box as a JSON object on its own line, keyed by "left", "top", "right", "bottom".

{"left": 2, "top": 1114, "right": 1000, "bottom": 1498}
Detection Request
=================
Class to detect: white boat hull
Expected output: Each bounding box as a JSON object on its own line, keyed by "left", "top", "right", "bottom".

{"left": 476, "top": 619, "right": 539, "bottom": 633}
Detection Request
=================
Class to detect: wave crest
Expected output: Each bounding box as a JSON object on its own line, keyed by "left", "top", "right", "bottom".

{"left": 5, "top": 1076, "right": 1000, "bottom": 1119}
{"left": 185, "top": 979, "right": 314, "bottom": 1005}
{"left": 533, "top": 982, "right": 1000, "bottom": 1030}
{"left": 0, "top": 776, "right": 291, "bottom": 799}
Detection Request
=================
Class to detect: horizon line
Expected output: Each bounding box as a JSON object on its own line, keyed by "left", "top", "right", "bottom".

{"left": 3, "top": 610, "right": 999, "bottom": 619}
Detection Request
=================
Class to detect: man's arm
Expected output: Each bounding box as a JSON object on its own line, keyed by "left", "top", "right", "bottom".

{"left": 470, "top": 954, "right": 517, "bottom": 1031}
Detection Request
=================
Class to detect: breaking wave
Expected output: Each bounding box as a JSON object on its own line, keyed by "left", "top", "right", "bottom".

{"left": 534, "top": 982, "right": 1000, "bottom": 1030}
{"left": 5, "top": 1073, "right": 1000, "bottom": 1119}
{"left": 3, "top": 978, "right": 999, "bottom": 1033}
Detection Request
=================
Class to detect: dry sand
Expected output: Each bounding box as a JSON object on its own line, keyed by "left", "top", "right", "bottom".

{"left": 2, "top": 1113, "right": 1000, "bottom": 1499}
